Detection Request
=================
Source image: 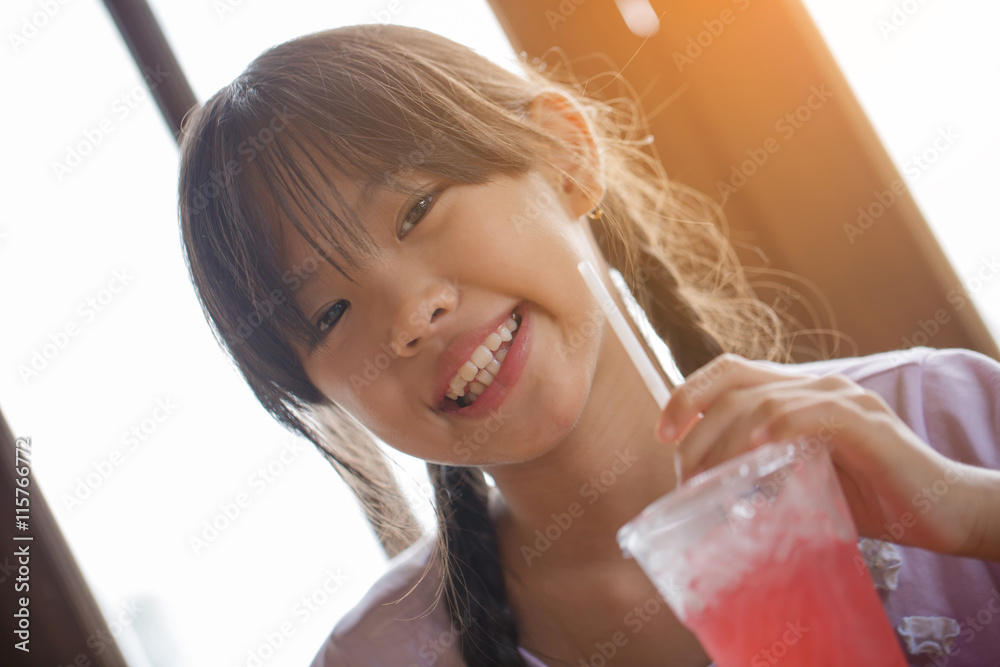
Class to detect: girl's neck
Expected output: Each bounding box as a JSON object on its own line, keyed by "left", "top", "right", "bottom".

{"left": 483, "top": 325, "right": 680, "bottom": 571}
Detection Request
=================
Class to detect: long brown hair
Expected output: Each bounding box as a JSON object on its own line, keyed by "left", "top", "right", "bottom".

{"left": 177, "top": 24, "right": 786, "bottom": 666}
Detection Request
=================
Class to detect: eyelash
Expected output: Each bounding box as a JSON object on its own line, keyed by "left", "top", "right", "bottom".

{"left": 399, "top": 191, "right": 440, "bottom": 238}
{"left": 312, "top": 191, "right": 441, "bottom": 340}
{"left": 316, "top": 300, "right": 348, "bottom": 335}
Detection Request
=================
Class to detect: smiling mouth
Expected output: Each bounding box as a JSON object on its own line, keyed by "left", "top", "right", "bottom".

{"left": 445, "top": 310, "right": 522, "bottom": 409}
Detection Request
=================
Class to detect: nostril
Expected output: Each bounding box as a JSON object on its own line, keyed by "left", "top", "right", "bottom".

{"left": 430, "top": 308, "right": 444, "bottom": 322}
{"left": 407, "top": 338, "right": 418, "bottom": 348}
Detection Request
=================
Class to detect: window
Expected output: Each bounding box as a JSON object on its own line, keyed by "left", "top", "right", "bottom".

{"left": 2, "top": 1, "right": 515, "bottom": 664}
{"left": 800, "top": 0, "right": 1000, "bottom": 339}
{"left": 4, "top": 1, "right": 995, "bottom": 664}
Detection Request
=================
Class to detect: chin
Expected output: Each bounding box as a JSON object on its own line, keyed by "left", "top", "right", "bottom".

{"left": 474, "top": 390, "right": 590, "bottom": 467}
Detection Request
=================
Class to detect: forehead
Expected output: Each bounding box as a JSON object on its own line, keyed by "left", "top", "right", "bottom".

{"left": 263, "top": 140, "right": 383, "bottom": 281}
{"left": 274, "top": 168, "right": 367, "bottom": 263}
{"left": 268, "top": 137, "right": 450, "bottom": 267}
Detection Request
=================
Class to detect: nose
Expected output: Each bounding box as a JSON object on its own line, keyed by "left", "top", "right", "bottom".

{"left": 389, "top": 280, "right": 459, "bottom": 357}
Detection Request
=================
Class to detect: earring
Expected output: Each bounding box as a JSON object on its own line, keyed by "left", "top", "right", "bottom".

{"left": 586, "top": 206, "right": 604, "bottom": 221}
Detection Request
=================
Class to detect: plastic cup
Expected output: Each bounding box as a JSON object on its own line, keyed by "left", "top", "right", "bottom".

{"left": 616, "top": 439, "right": 908, "bottom": 666}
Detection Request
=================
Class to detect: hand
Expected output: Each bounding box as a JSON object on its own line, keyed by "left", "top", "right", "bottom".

{"left": 654, "top": 353, "right": 984, "bottom": 557}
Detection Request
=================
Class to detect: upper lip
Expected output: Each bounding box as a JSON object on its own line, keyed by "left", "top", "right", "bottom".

{"left": 432, "top": 304, "right": 519, "bottom": 409}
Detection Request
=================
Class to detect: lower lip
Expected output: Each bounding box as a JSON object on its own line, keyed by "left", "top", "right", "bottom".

{"left": 443, "top": 302, "right": 531, "bottom": 419}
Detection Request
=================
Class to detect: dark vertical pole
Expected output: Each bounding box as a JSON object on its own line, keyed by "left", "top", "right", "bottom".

{"left": 1, "top": 409, "right": 130, "bottom": 666}
{"left": 101, "top": 0, "right": 199, "bottom": 143}
{"left": 0, "top": 4, "right": 199, "bottom": 664}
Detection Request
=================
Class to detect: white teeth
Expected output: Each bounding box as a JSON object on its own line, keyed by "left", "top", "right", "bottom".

{"left": 470, "top": 345, "right": 493, "bottom": 368}
{"left": 458, "top": 362, "right": 478, "bottom": 382}
{"left": 446, "top": 310, "right": 521, "bottom": 406}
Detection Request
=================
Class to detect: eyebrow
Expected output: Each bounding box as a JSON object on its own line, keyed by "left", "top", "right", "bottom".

{"left": 358, "top": 178, "right": 383, "bottom": 211}
{"left": 289, "top": 196, "right": 379, "bottom": 322}
{"left": 286, "top": 233, "right": 359, "bottom": 321}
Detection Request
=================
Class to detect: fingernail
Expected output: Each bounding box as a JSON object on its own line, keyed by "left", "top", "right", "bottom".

{"left": 658, "top": 419, "right": 674, "bottom": 442}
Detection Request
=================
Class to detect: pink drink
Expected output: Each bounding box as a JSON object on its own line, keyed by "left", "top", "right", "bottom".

{"left": 617, "top": 440, "right": 908, "bottom": 666}
{"left": 686, "top": 537, "right": 906, "bottom": 666}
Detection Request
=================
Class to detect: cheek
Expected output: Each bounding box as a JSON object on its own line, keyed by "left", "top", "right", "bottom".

{"left": 300, "top": 347, "right": 383, "bottom": 424}
{"left": 306, "top": 354, "right": 442, "bottom": 455}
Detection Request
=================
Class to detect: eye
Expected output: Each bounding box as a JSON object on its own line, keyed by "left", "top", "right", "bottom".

{"left": 399, "top": 192, "right": 440, "bottom": 238}
{"left": 316, "top": 300, "right": 349, "bottom": 334}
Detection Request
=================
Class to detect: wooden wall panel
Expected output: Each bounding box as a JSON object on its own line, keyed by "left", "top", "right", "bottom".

{"left": 488, "top": 0, "right": 999, "bottom": 362}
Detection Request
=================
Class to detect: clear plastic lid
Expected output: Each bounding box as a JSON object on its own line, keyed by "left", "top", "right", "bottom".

{"left": 616, "top": 441, "right": 800, "bottom": 558}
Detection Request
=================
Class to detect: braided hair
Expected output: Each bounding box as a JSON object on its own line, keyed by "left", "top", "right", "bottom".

{"left": 176, "top": 23, "right": 787, "bottom": 666}
{"left": 423, "top": 206, "right": 747, "bottom": 666}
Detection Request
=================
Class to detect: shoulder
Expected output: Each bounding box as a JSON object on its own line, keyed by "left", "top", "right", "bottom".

{"left": 309, "top": 533, "right": 463, "bottom": 667}
{"left": 759, "top": 346, "right": 1000, "bottom": 467}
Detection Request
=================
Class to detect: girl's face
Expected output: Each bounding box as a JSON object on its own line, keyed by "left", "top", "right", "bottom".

{"left": 282, "top": 118, "right": 609, "bottom": 466}
{"left": 285, "top": 166, "right": 601, "bottom": 465}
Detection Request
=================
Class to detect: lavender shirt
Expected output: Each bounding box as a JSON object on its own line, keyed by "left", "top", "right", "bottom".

{"left": 310, "top": 347, "right": 1000, "bottom": 666}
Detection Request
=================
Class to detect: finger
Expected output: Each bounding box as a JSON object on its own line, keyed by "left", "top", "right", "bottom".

{"left": 679, "top": 387, "right": 820, "bottom": 477}
{"left": 754, "top": 393, "right": 903, "bottom": 477}
{"left": 657, "top": 354, "right": 809, "bottom": 443}
{"left": 678, "top": 375, "right": 871, "bottom": 476}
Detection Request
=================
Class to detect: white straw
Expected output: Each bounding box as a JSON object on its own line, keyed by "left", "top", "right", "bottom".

{"left": 577, "top": 260, "right": 671, "bottom": 409}
{"left": 577, "top": 260, "right": 685, "bottom": 486}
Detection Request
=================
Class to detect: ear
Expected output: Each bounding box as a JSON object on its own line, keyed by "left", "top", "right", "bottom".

{"left": 526, "top": 89, "right": 606, "bottom": 219}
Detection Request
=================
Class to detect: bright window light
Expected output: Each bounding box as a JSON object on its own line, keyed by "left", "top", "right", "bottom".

{"left": 1, "top": 1, "right": 995, "bottom": 665}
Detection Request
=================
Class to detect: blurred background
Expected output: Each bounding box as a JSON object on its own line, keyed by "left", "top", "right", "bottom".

{"left": 1, "top": 0, "right": 997, "bottom": 664}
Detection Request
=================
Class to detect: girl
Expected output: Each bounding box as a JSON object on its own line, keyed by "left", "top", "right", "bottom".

{"left": 177, "top": 24, "right": 1000, "bottom": 667}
